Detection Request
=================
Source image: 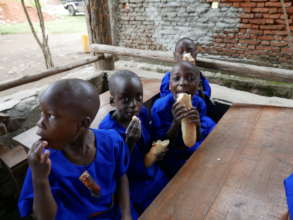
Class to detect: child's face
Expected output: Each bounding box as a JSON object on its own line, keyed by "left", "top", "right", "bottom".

{"left": 111, "top": 78, "right": 143, "bottom": 121}
{"left": 170, "top": 64, "right": 200, "bottom": 97}
{"left": 36, "top": 97, "right": 81, "bottom": 149}
{"left": 174, "top": 41, "right": 197, "bottom": 63}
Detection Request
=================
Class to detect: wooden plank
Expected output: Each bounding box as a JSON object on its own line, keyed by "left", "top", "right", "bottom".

{"left": 13, "top": 78, "right": 160, "bottom": 150}
{"left": 140, "top": 105, "right": 293, "bottom": 220}
{"left": 0, "top": 56, "right": 103, "bottom": 92}
{"left": 0, "top": 145, "right": 27, "bottom": 168}
{"left": 91, "top": 43, "right": 293, "bottom": 83}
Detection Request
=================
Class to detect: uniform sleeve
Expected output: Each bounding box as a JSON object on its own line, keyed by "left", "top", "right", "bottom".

{"left": 160, "top": 72, "right": 171, "bottom": 97}
{"left": 113, "top": 133, "right": 130, "bottom": 177}
{"left": 200, "top": 73, "right": 212, "bottom": 98}
{"left": 18, "top": 168, "right": 62, "bottom": 218}
{"left": 199, "top": 116, "right": 216, "bottom": 142}
{"left": 192, "top": 96, "right": 207, "bottom": 116}
{"left": 151, "top": 104, "right": 170, "bottom": 141}
{"left": 284, "top": 174, "right": 293, "bottom": 218}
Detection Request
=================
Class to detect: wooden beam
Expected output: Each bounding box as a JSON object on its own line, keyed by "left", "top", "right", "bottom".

{"left": 0, "top": 56, "right": 103, "bottom": 91}
{"left": 85, "top": 0, "right": 114, "bottom": 70}
{"left": 91, "top": 43, "right": 293, "bottom": 83}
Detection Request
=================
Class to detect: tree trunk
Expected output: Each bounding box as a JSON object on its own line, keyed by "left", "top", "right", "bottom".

{"left": 21, "top": 0, "right": 54, "bottom": 69}
{"left": 85, "top": 0, "right": 114, "bottom": 70}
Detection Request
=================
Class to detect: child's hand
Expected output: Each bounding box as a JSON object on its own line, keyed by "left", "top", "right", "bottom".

{"left": 172, "top": 102, "right": 188, "bottom": 124}
{"left": 28, "top": 140, "right": 51, "bottom": 180}
{"left": 145, "top": 140, "right": 169, "bottom": 167}
{"left": 125, "top": 116, "right": 141, "bottom": 150}
{"left": 185, "top": 107, "right": 201, "bottom": 126}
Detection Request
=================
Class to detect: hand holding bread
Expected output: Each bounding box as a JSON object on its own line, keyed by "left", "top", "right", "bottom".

{"left": 182, "top": 52, "right": 195, "bottom": 64}
{"left": 176, "top": 93, "right": 197, "bottom": 147}
{"left": 144, "top": 139, "right": 169, "bottom": 167}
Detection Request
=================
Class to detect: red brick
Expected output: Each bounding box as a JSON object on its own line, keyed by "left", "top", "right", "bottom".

{"left": 260, "top": 25, "right": 285, "bottom": 30}
{"left": 264, "top": 30, "right": 289, "bottom": 35}
{"left": 256, "top": 46, "right": 274, "bottom": 50}
{"left": 249, "top": 19, "right": 274, "bottom": 24}
{"left": 249, "top": 29, "right": 264, "bottom": 34}
{"left": 269, "top": 8, "right": 278, "bottom": 13}
{"left": 233, "top": 3, "right": 240, "bottom": 7}
{"left": 240, "top": 14, "right": 254, "bottom": 19}
{"left": 271, "top": 41, "right": 288, "bottom": 47}
{"left": 261, "top": 41, "right": 270, "bottom": 45}
{"left": 265, "top": 2, "right": 282, "bottom": 7}
{"left": 276, "top": 19, "right": 293, "bottom": 24}
{"left": 287, "top": 7, "right": 293, "bottom": 13}
{"left": 243, "top": 8, "right": 252, "bottom": 13}
{"left": 258, "top": 35, "right": 275, "bottom": 40}
{"left": 256, "top": 13, "right": 264, "bottom": 18}
{"left": 215, "top": 38, "right": 224, "bottom": 43}
{"left": 248, "top": 45, "right": 256, "bottom": 49}
{"left": 238, "top": 34, "right": 250, "bottom": 39}
{"left": 265, "top": 2, "right": 291, "bottom": 7}
{"left": 282, "top": 48, "right": 293, "bottom": 53}
{"left": 240, "top": 2, "right": 256, "bottom": 7}
{"left": 239, "top": 39, "right": 259, "bottom": 45}
{"left": 252, "top": 8, "right": 269, "bottom": 13}
{"left": 240, "top": 24, "right": 252, "bottom": 29}
{"left": 257, "top": 3, "right": 265, "bottom": 7}
{"left": 242, "top": 18, "right": 249, "bottom": 23}
{"left": 263, "top": 14, "right": 281, "bottom": 19}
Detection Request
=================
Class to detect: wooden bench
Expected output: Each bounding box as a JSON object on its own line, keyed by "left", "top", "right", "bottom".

{"left": 140, "top": 104, "right": 293, "bottom": 220}
{"left": 13, "top": 77, "right": 161, "bottom": 150}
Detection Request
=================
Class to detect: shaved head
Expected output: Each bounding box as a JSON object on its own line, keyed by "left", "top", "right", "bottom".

{"left": 108, "top": 70, "right": 142, "bottom": 96}
{"left": 40, "top": 79, "right": 100, "bottom": 121}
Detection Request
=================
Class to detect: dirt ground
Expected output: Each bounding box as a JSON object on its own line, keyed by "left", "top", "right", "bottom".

{"left": 0, "top": 33, "right": 89, "bottom": 82}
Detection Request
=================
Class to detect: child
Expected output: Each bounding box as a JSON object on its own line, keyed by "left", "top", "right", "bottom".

{"left": 152, "top": 61, "right": 215, "bottom": 177}
{"left": 284, "top": 174, "right": 293, "bottom": 220}
{"left": 99, "top": 70, "right": 169, "bottom": 215}
{"left": 18, "top": 79, "right": 135, "bottom": 220}
{"left": 160, "top": 37, "right": 211, "bottom": 100}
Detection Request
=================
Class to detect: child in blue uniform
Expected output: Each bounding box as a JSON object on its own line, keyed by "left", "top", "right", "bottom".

{"left": 152, "top": 61, "right": 215, "bottom": 177}
{"left": 99, "top": 70, "right": 169, "bottom": 215}
{"left": 160, "top": 37, "right": 211, "bottom": 100}
{"left": 18, "top": 79, "right": 134, "bottom": 220}
{"left": 284, "top": 174, "right": 293, "bottom": 220}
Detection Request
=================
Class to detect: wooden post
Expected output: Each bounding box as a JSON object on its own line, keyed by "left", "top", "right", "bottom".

{"left": 85, "top": 0, "right": 114, "bottom": 70}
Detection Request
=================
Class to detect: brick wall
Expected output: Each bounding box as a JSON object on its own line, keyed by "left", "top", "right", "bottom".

{"left": 115, "top": 0, "right": 293, "bottom": 68}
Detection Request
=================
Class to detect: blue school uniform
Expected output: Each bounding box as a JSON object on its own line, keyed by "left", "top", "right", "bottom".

{"left": 160, "top": 71, "right": 211, "bottom": 98}
{"left": 284, "top": 173, "right": 293, "bottom": 218}
{"left": 18, "top": 129, "right": 135, "bottom": 220}
{"left": 151, "top": 93, "right": 215, "bottom": 177}
{"left": 99, "top": 106, "right": 169, "bottom": 215}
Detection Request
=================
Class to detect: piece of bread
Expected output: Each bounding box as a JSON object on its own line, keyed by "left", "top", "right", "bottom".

{"left": 144, "top": 139, "right": 169, "bottom": 167}
{"left": 182, "top": 52, "right": 195, "bottom": 64}
{"left": 132, "top": 115, "right": 140, "bottom": 122}
{"left": 177, "top": 93, "right": 197, "bottom": 147}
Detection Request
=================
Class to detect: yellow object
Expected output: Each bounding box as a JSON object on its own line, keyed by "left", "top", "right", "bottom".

{"left": 81, "top": 34, "right": 89, "bottom": 53}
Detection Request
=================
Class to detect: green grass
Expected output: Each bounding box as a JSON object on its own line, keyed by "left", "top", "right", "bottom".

{"left": 0, "top": 15, "right": 87, "bottom": 35}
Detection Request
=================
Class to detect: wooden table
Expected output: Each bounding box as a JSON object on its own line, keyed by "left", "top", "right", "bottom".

{"left": 140, "top": 104, "right": 293, "bottom": 220}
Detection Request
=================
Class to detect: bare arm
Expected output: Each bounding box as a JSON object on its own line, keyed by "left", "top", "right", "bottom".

{"left": 32, "top": 177, "right": 57, "bottom": 220}
{"left": 117, "top": 174, "right": 132, "bottom": 220}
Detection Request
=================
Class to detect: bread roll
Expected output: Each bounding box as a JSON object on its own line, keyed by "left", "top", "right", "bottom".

{"left": 144, "top": 139, "right": 169, "bottom": 167}
{"left": 182, "top": 52, "right": 195, "bottom": 64}
{"left": 177, "top": 93, "right": 197, "bottom": 147}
